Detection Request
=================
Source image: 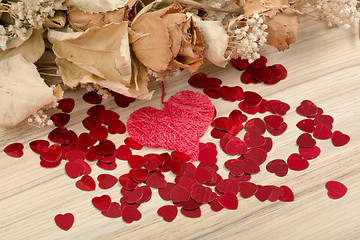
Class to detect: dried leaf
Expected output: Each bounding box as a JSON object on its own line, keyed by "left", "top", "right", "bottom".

{"left": 47, "top": 29, "right": 83, "bottom": 44}
{"left": 265, "top": 8, "right": 299, "bottom": 51}
{"left": 5, "top": 27, "right": 33, "bottom": 50}
{"left": 0, "top": 55, "right": 58, "bottom": 128}
{"left": 53, "top": 23, "right": 132, "bottom": 84}
{"left": 65, "top": 0, "right": 129, "bottom": 13}
{"left": 68, "top": 7, "right": 127, "bottom": 31}
{"left": 191, "top": 15, "right": 229, "bottom": 68}
{"left": 0, "top": 29, "right": 45, "bottom": 63}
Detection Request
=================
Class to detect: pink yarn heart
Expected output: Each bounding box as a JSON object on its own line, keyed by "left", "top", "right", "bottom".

{"left": 127, "top": 91, "right": 215, "bottom": 160}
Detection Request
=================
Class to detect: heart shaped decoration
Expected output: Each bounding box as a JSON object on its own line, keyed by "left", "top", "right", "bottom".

{"left": 75, "top": 175, "right": 96, "bottom": 191}
{"left": 296, "top": 100, "right": 318, "bottom": 117}
{"left": 239, "top": 182, "right": 258, "bottom": 198}
{"left": 54, "top": 213, "right": 74, "bottom": 231}
{"left": 287, "top": 153, "right": 309, "bottom": 171}
{"left": 101, "top": 202, "right": 122, "bottom": 218}
{"left": 157, "top": 205, "right": 178, "bottom": 222}
{"left": 92, "top": 195, "right": 112, "bottom": 211}
{"left": 121, "top": 205, "right": 142, "bottom": 223}
{"left": 299, "top": 146, "right": 321, "bottom": 160}
{"left": 266, "top": 159, "right": 288, "bottom": 177}
{"left": 313, "top": 124, "right": 332, "bottom": 140}
{"left": 170, "top": 185, "right": 190, "bottom": 203}
{"left": 331, "top": 131, "right": 350, "bottom": 147}
{"left": 325, "top": 181, "right": 347, "bottom": 199}
{"left": 190, "top": 184, "right": 215, "bottom": 203}
{"left": 4, "top": 143, "right": 24, "bottom": 158}
{"left": 278, "top": 185, "right": 294, "bottom": 202}
{"left": 97, "top": 174, "right": 118, "bottom": 189}
{"left": 218, "top": 191, "right": 238, "bottom": 210}
{"left": 127, "top": 91, "right": 215, "bottom": 160}
{"left": 57, "top": 98, "right": 75, "bottom": 113}
{"left": 296, "top": 133, "right": 316, "bottom": 148}
{"left": 296, "top": 119, "right": 315, "bottom": 133}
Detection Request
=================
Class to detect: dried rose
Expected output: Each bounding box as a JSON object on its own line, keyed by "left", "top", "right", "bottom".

{"left": 131, "top": 3, "right": 205, "bottom": 74}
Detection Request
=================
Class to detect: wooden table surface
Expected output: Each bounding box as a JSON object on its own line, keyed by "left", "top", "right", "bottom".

{"left": 1, "top": 18, "right": 360, "bottom": 240}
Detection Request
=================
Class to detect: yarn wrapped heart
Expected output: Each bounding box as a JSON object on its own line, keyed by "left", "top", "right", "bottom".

{"left": 127, "top": 91, "right": 215, "bottom": 160}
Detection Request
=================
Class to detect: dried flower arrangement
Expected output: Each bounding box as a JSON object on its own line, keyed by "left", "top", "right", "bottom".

{"left": 0, "top": 0, "right": 359, "bottom": 129}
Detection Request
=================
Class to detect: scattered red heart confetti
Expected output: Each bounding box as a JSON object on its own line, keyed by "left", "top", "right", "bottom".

{"left": 325, "top": 181, "right": 347, "bottom": 199}
{"left": 239, "top": 182, "right": 257, "bottom": 198}
{"left": 278, "top": 186, "right": 294, "bottom": 202}
{"left": 230, "top": 58, "right": 249, "bottom": 70}
{"left": 244, "top": 118, "right": 266, "bottom": 134}
{"left": 89, "top": 125, "right": 108, "bottom": 141}
{"left": 188, "top": 73, "right": 207, "bottom": 88}
{"left": 313, "top": 124, "right": 332, "bottom": 140}
{"left": 255, "top": 185, "right": 272, "bottom": 202}
{"left": 264, "top": 115, "right": 284, "bottom": 129}
{"left": 3, "top": 142, "right": 24, "bottom": 158}
{"left": 113, "top": 93, "right": 135, "bottom": 108}
{"left": 92, "top": 195, "right": 112, "bottom": 211}
{"left": 54, "top": 213, "right": 74, "bottom": 231}
{"left": 296, "top": 133, "right": 316, "bottom": 148}
{"left": 331, "top": 131, "right": 350, "bottom": 147}
{"left": 266, "top": 159, "right": 288, "bottom": 177}
{"left": 29, "top": 140, "right": 49, "bottom": 154}
{"left": 57, "top": 98, "right": 75, "bottom": 113}
{"left": 97, "top": 174, "right": 118, "bottom": 189}
{"left": 65, "top": 161, "right": 85, "bottom": 179}
{"left": 266, "top": 122, "right": 287, "bottom": 136}
{"left": 287, "top": 153, "right": 309, "bottom": 171}
{"left": 75, "top": 175, "right": 96, "bottom": 191}
{"left": 181, "top": 207, "right": 201, "bottom": 218}
{"left": 296, "top": 100, "right": 318, "bottom": 117}
{"left": 296, "top": 119, "right": 315, "bottom": 133}
{"left": 244, "top": 131, "right": 265, "bottom": 148}
{"left": 101, "top": 202, "right": 122, "bottom": 218}
{"left": 218, "top": 191, "right": 238, "bottom": 210}
{"left": 82, "top": 116, "right": 101, "bottom": 131}
{"left": 83, "top": 91, "right": 102, "bottom": 104}
{"left": 108, "top": 119, "right": 126, "bottom": 134}
{"left": 87, "top": 105, "right": 105, "bottom": 118}
{"left": 50, "top": 113, "right": 71, "bottom": 127}
{"left": 94, "top": 140, "right": 116, "bottom": 156}
{"left": 242, "top": 91, "right": 262, "bottom": 108}
{"left": 157, "top": 205, "right": 178, "bottom": 222}
{"left": 314, "top": 115, "right": 333, "bottom": 129}
{"left": 124, "top": 137, "right": 143, "bottom": 150}
{"left": 121, "top": 205, "right": 142, "bottom": 223}
{"left": 299, "top": 146, "right": 321, "bottom": 160}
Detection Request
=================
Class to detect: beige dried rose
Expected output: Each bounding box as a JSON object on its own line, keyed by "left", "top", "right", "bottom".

{"left": 242, "top": 0, "right": 299, "bottom": 51}
{"left": 131, "top": 3, "right": 205, "bottom": 74}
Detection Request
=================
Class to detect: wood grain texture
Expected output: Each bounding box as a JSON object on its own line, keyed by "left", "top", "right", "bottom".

{"left": 1, "top": 18, "right": 360, "bottom": 240}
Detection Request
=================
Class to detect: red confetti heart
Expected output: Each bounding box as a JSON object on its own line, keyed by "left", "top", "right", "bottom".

{"left": 238, "top": 101, "right": 261, "bottom": 114}
{"left": 244, "top": 118, "right": 266, "bottom": 134}
{"left": 224, "top": 119, "right": 243, "bottom": 135}
{"left": 171, "top": 185, "right": 190, "bottom": 203}
{"left": 296, "top": 133, "right": 316, "bottom": 148}
{"left": 78, "top": 133, "right": 97, "bottom": 148}
{"left": 146, "top": 171, "right": 167, "bottom": 189}
{"left": 122, "top": 187, "right": 144, "bottom": 204}
{"left": 266, "top": 122, "right": 287, "bottom": 136}
{"left": 124, "top": 137, "right": 143, "bottom": 150}
{"left": 255, "top": 185, "right": 272, "bottom": 202}
{"left": 82, "top": 116, "right": 101, "bottom": 131}
{"left": 194, "top": 167, "right": 214, "bottom": 184}
{"left": 121, "top": 205, "right": 142, "bottom": 223}
{"left": 268, "top": 186, "right": 284, "bottom": 202}
{"left": 314, "top": 115, "right": 333, "bottom": 129}
{"left": 203, "top": 87, "right": 222, "bottom": 99}
{"left": 128, "top": 155, "right": 146, "bottom": 170}
{"left": 86, "top": 146, "right": 103, "bottom": 161}
{"left": 190, "top": 184, "right": 215, "bottom": 203}
{"left": 243, "top": 91, "right": 262, "bottom": 108}
{"left": 144, "top": 153, "right": 164, "bottom": 171}
{"left": 137, "top": 185, "right": 152, "bottom": 203}
{"left": 218, "top": 191, "right": 238, "bottom": 210}
{"left": 75, "top": 175, "right": 96, "bottom": 191}
{"left": 198, "top": 144, "right": 217, "bottom": 165}
{"left": 260, "top": 137, "right": 273, "bottom": 152}
{"left": 296, "top": 119, "right": 315, "bottom": 133}
{"left": 264, "top": 115, "right": 284, "bottom": 129}
{"left": 157, "top": 205, "right": 178, "bottom": 222}
{"left": 206, "top": 77, "right": 222, "bottom": 87}
{"left": 98, "top": 174, "right": 118, "bottom": 189}
{"left": 266, "top": 100, "right": 290, "bottom": 116}
{"left": 210, "top": 128, "right": 226, "bottom": 139}
{"left": 100, "top": 110, "right": 119, "bottom": 126}
{"left": 54, "top": 213, "right": 74, "bottom": 231}
{"left": 57, "top": 98, "right": 75, "bottom": 113}
{"left": 225, "top": 136, "right": 248, "bottom": 155}
{"left": 209, "top": 196, "right": 224, "bottom": 212}
{"left": 101, "top": 202, "right": 122, "bottom": 218}
{"left": 188, "top": 73, "right": 207, "bottom": 88}
{"left": 83, "top": 91, "right": 102, "bottom": 104}
{"left": 266, "top": 159, "right": 288, "bottom": 177}
{"left": 211, "top": 117, "right": 227, "bottom": 131}
{"left": 331, "top": 131, "right": 350, "bottom": 147}
{"left": 92, "top": 195, "right": 112, "bottom": 211}
{"left": 3, "top": 143, "right": 24, "bottom": 158}
{"left": 325, "top": 181, "right": 347, "bottom": 199}
{"left": 50, "top": 113, "right": 70, "bottom": 127}
{"left": 94, "top": 140, "right": 116, "bottom": 156}
{"left": 87, "top": 105, "right": 105, "bottom": 118}
{"left": 278, "top": 185, "right": 294, "bottom": 202}
{"left": 65, "top": 150, "right": 86, "bottom": 162}
{"left": 239, "top": 182, "right": 257, "bottom": 198}
{"left": 313, "top": 124, "right": 332, "bottom": 140}
{"left": 114, "top": 93, "right": 135, "bottom": 108}
{"left": 158, "top": 183, "right": 176, "bottom": 201}
{"left": 97, "top": 161, "right": 117, "bottom": 170}
{"left": 243, "top": 148, "right": 267, "bottom": 165}
{"left": 89, "top": 125, "right": 108, "bottom": 141}
{"left": 119, "top": 174, "right": 138, "bottom": 190}
{"left": 244, "top": 131, "right": 265, "bottom": 148}
{"left": 48, "top": 127, "right": 69, "bottom": 144}
{"left": 287, "top": 153, "right": 309, "bottom": 171}
{"left": 216, "top": 179, "right": 239, "bottom": 194}
{"left": 41, "top": 145, "right": 62, "bottom": 162}
{"left": 65, "top": 161, "right": 85, "bottom": 179}
{"left": 29, "top": 140, "right": 49, "bottom": 154}
{"left": 108, "top": 119, "right": 126, "bottom": 134}
{"left": 181, "top": 207, "right": 201, "bottom": 218}
{"left": 129, "top": 169, "right": 149, "bottom": 183}
{"left": 299, "top": 146, "right": 321, "bottom": 160}
{"left": 221, "top": 86, "right": 243, "bottom": 101}
{"left": 115, "top": 145, "right": 132, "bottom": 160}
{"left": 230, "top": 58, "right": 249, "bottom": 70}
{"left": 229, "top": 110, "right": 248, "bottom": 123}
{"left": 296, "top": 100, "right": 318, "bottom": 117}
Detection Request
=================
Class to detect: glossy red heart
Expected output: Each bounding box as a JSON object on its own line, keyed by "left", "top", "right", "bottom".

{"left": 190, "top": 184, "right": 215, "bottom": 203}
{"left": 239, "top": 182, "right": 258, "bottom": 198}
{"left": 50, "top": 113, "right": 70, "bottom": 127}
{"left": 224, "top": 136, "right": 247, "bottom": 155}
{"left": 157, "top": 205, "right": 178, "bottom": 222}
{"left": 244, "top": 118, "right": 266, "bottom": 134}
{"left": 331, "top": 131, "right": 350, "bottom": 147}
{"left": 83, "top": 91, "right": 102, "bottom": 104}
{"left": 3, "top": 143, "right": 24, "bottom": 158}
{"left": 278, "top": 185, "right": 294, "bottom": 202}
{"left": 65, "top": 161, "right": 85, "bottom": 179}
{"left": 296, "top": 133, "right": 316, "bottom": 148}
{"left": 114, "top": 93, "right": 135, "bottom": 108}
{"left": 216, "top": 179, "right": 239, "bottom": 194}
{"left": 75, "top": 175, "right": 96, "bottom": 191}
{"left": 266, "top": 159, "right": 288, "bottom": 177}
{"left": 121, "top": 205, "right": 142, "bottom": 223}
{"left": 266, "top": 122, "right": 287, "bottom": 136}
{"left": 181, "top": 207, "right": 201, "bottom": 218}
{"left": 198, "top": 144, "right": 217, "bottom": 165}
{"left": 115, "top": 145, "right": 132, "bottom": 160}
{"left": 218, "top": 191, "right": 238, "bottom": 210}
{"left": 209, "top": 197, "right": 224, "bottom": 212}
{"left": 255, "top": 185, "right": 272, "bottom": 202}
{"left": 78, "top": 132, "right": 97, "bottom": 148}
{"left": 299, "top": 146, "right": 321, "bottom": 160}
{"left": 194, "top": 167, "right": 214, "bottom": 184}
{"left": 119, "top": 174, "right": 138, "bottom": 190}
{"left": 124, "top": 137, "right": 143, "bottom": 150}
{"left": 264, "top": 115, "right": 284, "bottom": 129}
{"left": 243, "top": 148, "right": 267, "bottom": 165}
{"left": 97, "top": 174, "right": 118, "bottom": 189}
{"left": 325, "top": 181, "right": 347, "bottom": 199}
{"left": 296, "top": 119, "right": 315, "bottom": 133}
{"left": 121, "top": 187, "right": 144, "bottom": 204}
{"left": 243, "top": 91, "right": 262, "bottom": 108}
{"left": 313, "top": 124, "right": 332, "bottom": 140}
{"left": 65, "top": 150, "right": 86, "bottom": 162}
{"left": 57, "top": 98, "right": 75, "bottom": 113}
{"left": 296, "top": 100, "right": 318, "bottom": 117}
{"left": 108, "top": 119, "right": 126, "bottom": 134}
{"left": 229, "top": 110, "right": 248, "bottom": 123}
{"left": 54, "top": 213, "right": 74, "bottom": 231}
{"left": 268, "top": 186, "right": 284, "bottom": 202}
{"left": 100, "top": 110, "right": 119, "bottom": 125}
{"left": 287, "top": 153, "right": 309, "bottom": 171}
{"left": 94, "top": 140, "right": 116, "bottom": 156}
{"left": 101, "top": 202, "right": 122, "bottom": 218}
{"left": 29, "top": 140, "right": 50, "bottom": 154}
{"left": 188, "top": 73, "right": 207, "bottom": 88}
{"left": 244, "top": 131, "right": 265, "bottom": 148}
{"left": 127, "top": 91, "right": 214, "bottom": 160}
{"left": 314, "top": 115, "right": 333, "bottom": 129}
{"left": 41, "top": 144, "right": 62, "bottom": 163}
{"left": 146, "top": 171, "right": 167, "bottom": 189}
{"left": 82, "top": 116, "right": 101, "bottom": 130}
{"left": 224, "top": 119, "right": 243, "bottom": 135}
{"left": 170, "top": 185, "right": 190, "bottom": 203}
{"left": 92, "top": 195, "right": 112, "bottom": 211}
{"left": 89, "top": 125, "right": 108, "bottom": 141}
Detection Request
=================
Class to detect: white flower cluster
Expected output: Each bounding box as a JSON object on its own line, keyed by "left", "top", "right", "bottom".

{"left": 27, "top": 109, "right": 54, "bottom": 127}
{"left": 316, "top": 0, "right": 360, "bottom": 28}
{"left": 0, "top": 0, "right": 55, "bottom": 50}
{"left": 229, "top": 13, "right": 268, "bottom": 63}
